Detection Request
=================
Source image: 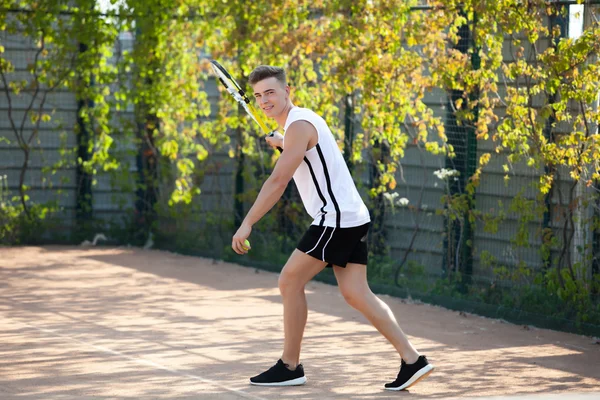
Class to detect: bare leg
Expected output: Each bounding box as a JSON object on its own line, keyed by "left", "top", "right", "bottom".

{"left": 333, "top": 263, "right": 420, "bottom": 363}
{"left": 278, "top": 250, "right": 327, "bottom": 368}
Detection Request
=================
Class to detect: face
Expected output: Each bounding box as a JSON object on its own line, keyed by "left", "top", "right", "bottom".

{"left": 252, "top": 77, "right": 290, "bottom": 118}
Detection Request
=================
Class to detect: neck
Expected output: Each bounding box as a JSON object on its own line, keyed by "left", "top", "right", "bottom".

{"left": 274, "top": 101, "right": 295, "bottom": 128}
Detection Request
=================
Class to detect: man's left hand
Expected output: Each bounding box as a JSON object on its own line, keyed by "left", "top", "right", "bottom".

{"left": 232, "top": 223, "right": 252, "bottom": 255}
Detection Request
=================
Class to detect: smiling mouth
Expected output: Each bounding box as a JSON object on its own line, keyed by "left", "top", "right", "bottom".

{"left": 263, "top": 105, "right": 274, "bottom": 111}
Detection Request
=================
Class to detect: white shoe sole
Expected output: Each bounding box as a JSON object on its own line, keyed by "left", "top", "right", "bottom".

{"left": 250, "top": 376, "right": 307, "bottom": 386}
{"left": 384, "top": 364, "right": 435, "bottom": 391}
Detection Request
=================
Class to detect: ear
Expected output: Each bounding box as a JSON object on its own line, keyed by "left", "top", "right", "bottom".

{"left": 285, "top": 85, "right": 291, "bottom": 97}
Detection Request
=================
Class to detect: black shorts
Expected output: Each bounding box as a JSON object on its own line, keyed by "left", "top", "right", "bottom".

{"left": 297, "top": 223, "right": 370, "bottom": 268}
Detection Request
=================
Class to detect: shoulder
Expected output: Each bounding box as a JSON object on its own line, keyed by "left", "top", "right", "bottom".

{"left": 284, "top": 118, "right": 318, "bottom": 150}
{"left": 286, "top": 119, "right": 317, "bottom": 136}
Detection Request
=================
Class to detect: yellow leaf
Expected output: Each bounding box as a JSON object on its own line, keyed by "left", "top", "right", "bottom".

{"left": 479, "top": 153, "right": 491, "bottom": 166}
{"left": 389, "top": 178, "right": 397, "bottom": 190}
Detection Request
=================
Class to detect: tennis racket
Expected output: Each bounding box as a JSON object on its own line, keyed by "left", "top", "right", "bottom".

{"left": 210, "top": 60, "right": 282, "bottom": 152}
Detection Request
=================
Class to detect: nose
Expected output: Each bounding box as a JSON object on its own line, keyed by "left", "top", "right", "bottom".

{"left": 260, "top": 95, "right": 269, "bottom": 104}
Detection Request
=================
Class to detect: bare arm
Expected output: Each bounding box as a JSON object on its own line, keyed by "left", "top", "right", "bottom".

{"left": 231, "top": 121, "right": 315, "bottom": 254}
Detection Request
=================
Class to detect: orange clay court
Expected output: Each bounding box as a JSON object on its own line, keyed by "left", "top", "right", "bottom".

{"left": 0, "top": 246, "right": 599, "bottom": 399}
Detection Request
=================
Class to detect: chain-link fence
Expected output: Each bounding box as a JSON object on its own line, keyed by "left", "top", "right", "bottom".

{"left": 1, "top": 4, "right": 599, "bottom": 337}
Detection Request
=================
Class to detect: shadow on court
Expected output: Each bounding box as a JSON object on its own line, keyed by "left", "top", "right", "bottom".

{"left": 0, "top": 246, "right": 598, "bottom": 399}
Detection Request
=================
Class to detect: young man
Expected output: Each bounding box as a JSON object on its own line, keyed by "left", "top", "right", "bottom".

{"left": 231, "top": 65, "right": 434, "bottom": 391}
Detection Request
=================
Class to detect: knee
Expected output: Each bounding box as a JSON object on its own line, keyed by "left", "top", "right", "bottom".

{"left": 339, "top": 285, "right": 366, "bottom": 310}
{"left": 278, "top": 272, "right": 303, "bottom": 297}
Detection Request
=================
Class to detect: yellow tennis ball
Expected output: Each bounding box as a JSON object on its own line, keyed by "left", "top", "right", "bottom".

{"left": 243, "top": 239, "right": 251, "bottom": 250}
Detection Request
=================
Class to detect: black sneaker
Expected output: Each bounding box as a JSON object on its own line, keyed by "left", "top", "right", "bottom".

{"left": 384, "top": 355, "right": 434, "bottom": 391}
{"left": 249, "top": 359, "right": 307, "bottom": 386}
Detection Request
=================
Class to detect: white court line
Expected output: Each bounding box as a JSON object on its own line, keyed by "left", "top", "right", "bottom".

{"left": 20, "top": 321, "right": 268, "bottom": 400}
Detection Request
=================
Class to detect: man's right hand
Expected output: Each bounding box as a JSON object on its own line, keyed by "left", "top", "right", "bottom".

{"left": 266, "top": 131, "right": 284, "bottom": 150}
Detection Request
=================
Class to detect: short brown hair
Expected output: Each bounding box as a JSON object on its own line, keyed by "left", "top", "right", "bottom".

{"left": 248, "top": 65, "right": 287, "bottom": 86}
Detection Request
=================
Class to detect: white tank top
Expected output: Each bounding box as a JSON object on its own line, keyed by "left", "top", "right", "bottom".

{"left": 283, "top": 107, "right": 371, "bottom": 228}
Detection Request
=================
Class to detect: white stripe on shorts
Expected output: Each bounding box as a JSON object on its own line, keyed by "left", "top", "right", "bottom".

{"left": 321, "top": 227, "right": 336, "bottom": 261}
{"left": 306, "top": 227, "right": 328, "bottom": 255}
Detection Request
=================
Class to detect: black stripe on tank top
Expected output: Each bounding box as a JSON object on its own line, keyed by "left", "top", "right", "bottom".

{"left": 316, "top": 144, "right": 341, "bottom": 228}
{"left": 303, "top": 156, "right": 327, "bottom": 226}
